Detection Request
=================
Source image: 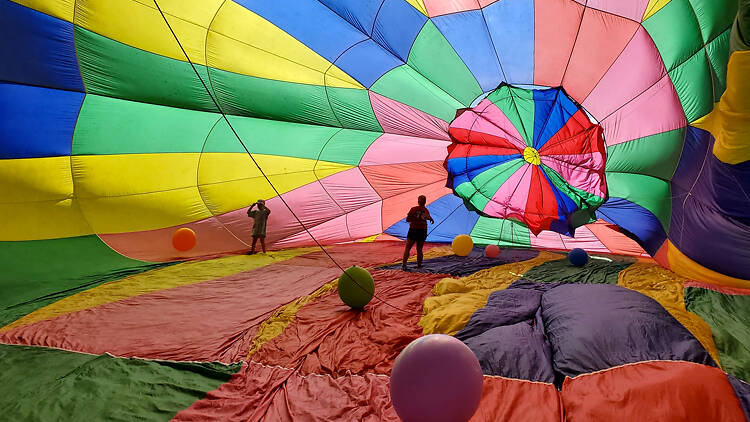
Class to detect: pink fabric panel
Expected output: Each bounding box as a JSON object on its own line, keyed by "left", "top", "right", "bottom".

{"left": 582, "top": 26, "right": 668, "bottom": 121}
{"left": 483, "top": 163, "right": 532, "bottom": 218}
{"left": 423, "top": 0, "right": 480, "bottom": 17}
{"left": 571, "top": 0, "right": 649, "bottom": 21}
{"left": 530, "top": 226, "right": 610, "bottom": 253}
{"left": 275, "top": 202, "right": 383, "bottom": 247}
{"left": 540, "top": 152, "right": 606, "bottom": 197}
{"left": 369, "top": 92, "right": 450, "bottom": 141}
{"left": 99, "top": 217, "right": 248, "bottom": 262}
{"left": 359, "top": 134, "right": 450, "bottom": 166}
{"left": 478, "top": 0, "right": 499, "bottom": 6}
{"left": 318, "top": 168, "right": 381, "bottom": 212}
{"left": 361, "top": 161, "right": 449, "bottom": 199}
{"left": 455, "top": 99, "right": 527, "bottom": 150}
{"left": 529, "top": 230, "right": 566, "bottom": 250}
{"left": 598, "top": 74, "right": 686, "bottom": 146}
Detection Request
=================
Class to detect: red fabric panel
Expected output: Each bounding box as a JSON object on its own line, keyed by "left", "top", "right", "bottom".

{"left": 360, "top": 161, "right": 448, "bottom": 199}
{"left": 252, "top": 270, "right": 446, "bottom": 376}
{"left": 562, "top": 361, "right": 747, "bottom": 421}
{"left": 449, "top": 127, "right": 521, "bottom": 153}
{"left": 561, "top": 7, "right": 640, "bottom": 102}
{"left": 0, "top": 243, "right": 414, "bottom": 363}
{"left": 470, "top": 377, "right": 562, "bottom": 422}
{"left": 172, "top": 361, "right": 399, "bottom": 421}
{"left": 538, "top": 110, "right": 602, "bottom": 156}
{"left": 534, "top": 0, "right": 585, "bottom": 87}
{"left": 447, "top": 143, "right": 520, "bottom": 160}
{"left": 380, "top": 181, "right": 452, "bottom": 229}
{"left": 524, "top": 165, "right": 559, "bottom": 235}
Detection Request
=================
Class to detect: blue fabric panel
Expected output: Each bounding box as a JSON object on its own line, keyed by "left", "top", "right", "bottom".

{"left": 317, "top": 0, "right": 383, "bottom": 35}
{"left": 541, "top": 283, "right": 715, "bottom": 378}
{"left": 235, "top": 0, "right": 366, "bottom": 62}
{"left": 446, "top": 154, "right": 521, "bottom": 178}
{"left": 0, "top": 82, "right": 83, "bottom": 158}
{"left": 533, "top": 89, "right": 579, "bottom": 150}
{"left": 669, "top": 127, "right": 750, "bottom": 279}
{"left": 483, "top": 0, "right": 534, "bottom": 85}
{"left": 371, "top": 0, "right": 427, "bottom": 62}
{"left": 540, "top": 169, "right": 578, "bottom": 224}
{"left": 596, "top": 197, "right": 666, "bottom": 256}
{"left": 333, "top": 39, "right": 401, "bottom": 88}
{"left": 432, "top": 10, "right": 504, "bottom": 92}
{"left": 727, "top": 375, "right": 750, "bottom": 422}
{"left": 385, "top": 194, "right": 480, "bottom": 243}
{"left": 0, "top": 1, "right": 83, "bottom": 91}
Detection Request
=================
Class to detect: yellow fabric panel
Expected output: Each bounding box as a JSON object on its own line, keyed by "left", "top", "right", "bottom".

{"left": 419, "top": 252, "right": 563, "bottom": 335}
{"left": 642, "top": 0, "right": 672, "bottom": 21}
{"left": 404, "top": 0, "right": 428, "bottom": 16}
{"left": 197, "top": 153, "right": 352, "bottom": 215}
{"left": 247, "top": 278, "right": 338, "bottom": 358}
{"left": 10, "top": 0, "right": 74, "bottom": 21}
{"left": 0, "top": 157, "right": 93, "bottom": 240}
{"left": 693, "top": 51, "right": 750, "bottom": 164}
{"left": 617, "top": 262, "right": 721, "bottom": 364}
{"left": 206, "top": 1, "right": 362, "bottom": 89}
{"left": 74, "top": 0, "right": 218, "bottom": 65}
{"left": 666, "top": 242, "right": 750, "bottom": 289}
{"left": 1, "top": 248, "right": 315, "bottom": 332}
{"left": 0, "top": 199, "right": 92, "bottom": 240}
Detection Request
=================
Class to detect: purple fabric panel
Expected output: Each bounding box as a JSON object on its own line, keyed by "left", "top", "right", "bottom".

{"left": 670, "top": 127, "right": 750, "bottom": 279}
{"left": 541, "top": 283, "right": 715, "bottom": 378}
{"left": 728, "top": 374, "right": 750, "bottom": 422}
{"left": 379, "top": 248, "right": 539, "bottom": 276}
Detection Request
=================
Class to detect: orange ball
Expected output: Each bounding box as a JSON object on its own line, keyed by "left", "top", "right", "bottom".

{"left": 484, "top": 244, "right": 500, "bottom": 258}
{"left": 172, "top": 227, "right": 197, "bottom": 251}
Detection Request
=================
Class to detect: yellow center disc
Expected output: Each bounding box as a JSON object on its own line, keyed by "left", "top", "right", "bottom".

{"left": 523, "top": 147, "right": 541, "bottom": 165}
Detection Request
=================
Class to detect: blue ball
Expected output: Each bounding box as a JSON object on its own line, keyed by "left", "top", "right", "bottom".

{"left": 568, "top": 248, "right": 589, "bottom": 267}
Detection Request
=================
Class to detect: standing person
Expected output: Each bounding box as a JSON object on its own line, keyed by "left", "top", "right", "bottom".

{"left": 402, "top": 195, "right": 434, "bottom": 271}
{"left": 247, "top": 199, "right": 271, "bottom": 254}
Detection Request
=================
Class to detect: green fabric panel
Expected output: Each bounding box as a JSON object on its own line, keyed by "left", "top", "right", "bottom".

{"left": 686, "top": 0, "right": 738, "bottom": 42}
{"left": 369, "top": 65, "right": 463, "bottom": 122}
{"left": 523, "top": 256, "right": 634, "bottom": 284}
{"left": 705, "top": 29, "right": 731, "bottom": 102}
{"left": 643, "top": 0, "right": 704, "bottom": 72}
{"left": 0, "top": 344, "right": 240, "bottom": 421}
{"left": 210, "top": 67, "right": 339, "bottom": 127}
{"left": 487, "top": 86, "right": 535, "bottom": 146}
{"left": 472, "top": 159, "right": 527, "bottom": 203}
{"left": 327, "top": 86, "right": 383, "bottom": 132}
{"left": 406, "top": 21, "right": 483, "bottom": 107}
{"left": 605, "top": 128, "right": 687, "bottom": 180}
{"left": 471, "top": 217, "right": 531, "bottom": 247}
{"left": 72, "top": 94, "right": 222, "bottom": 155}
{"left": 541, "top": 165, "right": 605, "bottom": 208}
{"left": 0, "top": 236, "right": 169, "bottom": 327}
{"left": 668, "top": 51, "right": 714, "bottom": 122}
{"left": 605, "top": 172, "right": 672, "bottom": 231}
{"left": 456, "top": 181, "right": 490, "bottom": 211}
{"left": 323, "top": 130, "right": 380, "bottom": 165}
{"left": 684, "top": 287, "right": 750, "bottom": 382}
{"left": 75, "top": 27, "right": 218, "bottom": 112}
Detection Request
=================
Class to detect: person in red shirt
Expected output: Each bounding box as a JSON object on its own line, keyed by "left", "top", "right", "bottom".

{"left": 401, "top": 195, "right": 434, "bottom": 271}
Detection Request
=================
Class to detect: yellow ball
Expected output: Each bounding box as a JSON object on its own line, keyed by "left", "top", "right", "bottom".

{"left": 452, "top": 234, "right": 474, "bottom": 256}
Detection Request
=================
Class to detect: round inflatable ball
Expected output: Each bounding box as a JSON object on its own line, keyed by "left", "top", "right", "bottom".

{"left": 390, "top": 334, "right": 484, "bottom": 422}
{"left": 452, "top": 234, "right": 474, "bottom": 257}
{"left": 338, "top": 266, "right": 375, "bottom": 309}
{"left": 172, "top": 227, "right": 197, "bottom": 251}
{"left": 484, "top": 244, "right": 500, "bottom": 258}
{"left": 568, "top": 248, "right": 589, "bottom": 267}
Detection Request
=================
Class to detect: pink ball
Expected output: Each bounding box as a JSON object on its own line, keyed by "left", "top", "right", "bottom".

{"left": 390, "top": 334, "right": 484, "bottom": 422}
{"left": 484, "top": 244, "right": 500, "bottom": 258}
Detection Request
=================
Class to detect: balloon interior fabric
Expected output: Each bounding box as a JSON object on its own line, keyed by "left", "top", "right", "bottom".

{"left": 1, "top": 0, "right": 750, "bottom": 420}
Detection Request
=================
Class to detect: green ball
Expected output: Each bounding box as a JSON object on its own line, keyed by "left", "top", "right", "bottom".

{"left": 338, "top": 266, "right": 375, "bottom": 309}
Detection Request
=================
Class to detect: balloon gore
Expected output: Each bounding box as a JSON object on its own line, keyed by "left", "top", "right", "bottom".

{"left": 338, "top": 266, "right": 375, "bottom": 309}
{"left": 568, "top": 248, "right": 589, "bottom": 267}
{"left": 172, "top": 228, "right": 197, "bottom": 251}
{"left": 452, "top": 234, "right": 474, "bottom": 256}
{"left": 390, "top": 334, "right": 484, "bottom": 422}
{"left": 484, "top": 244, "right": 500, "bottom": 258}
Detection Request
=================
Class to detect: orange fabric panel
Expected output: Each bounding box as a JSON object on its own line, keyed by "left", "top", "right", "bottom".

{"left": 470, "top": 377, "right": 562, "bottom": 422}
{"left": 562, "top": 361, "right": 746, "bottom": 421}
